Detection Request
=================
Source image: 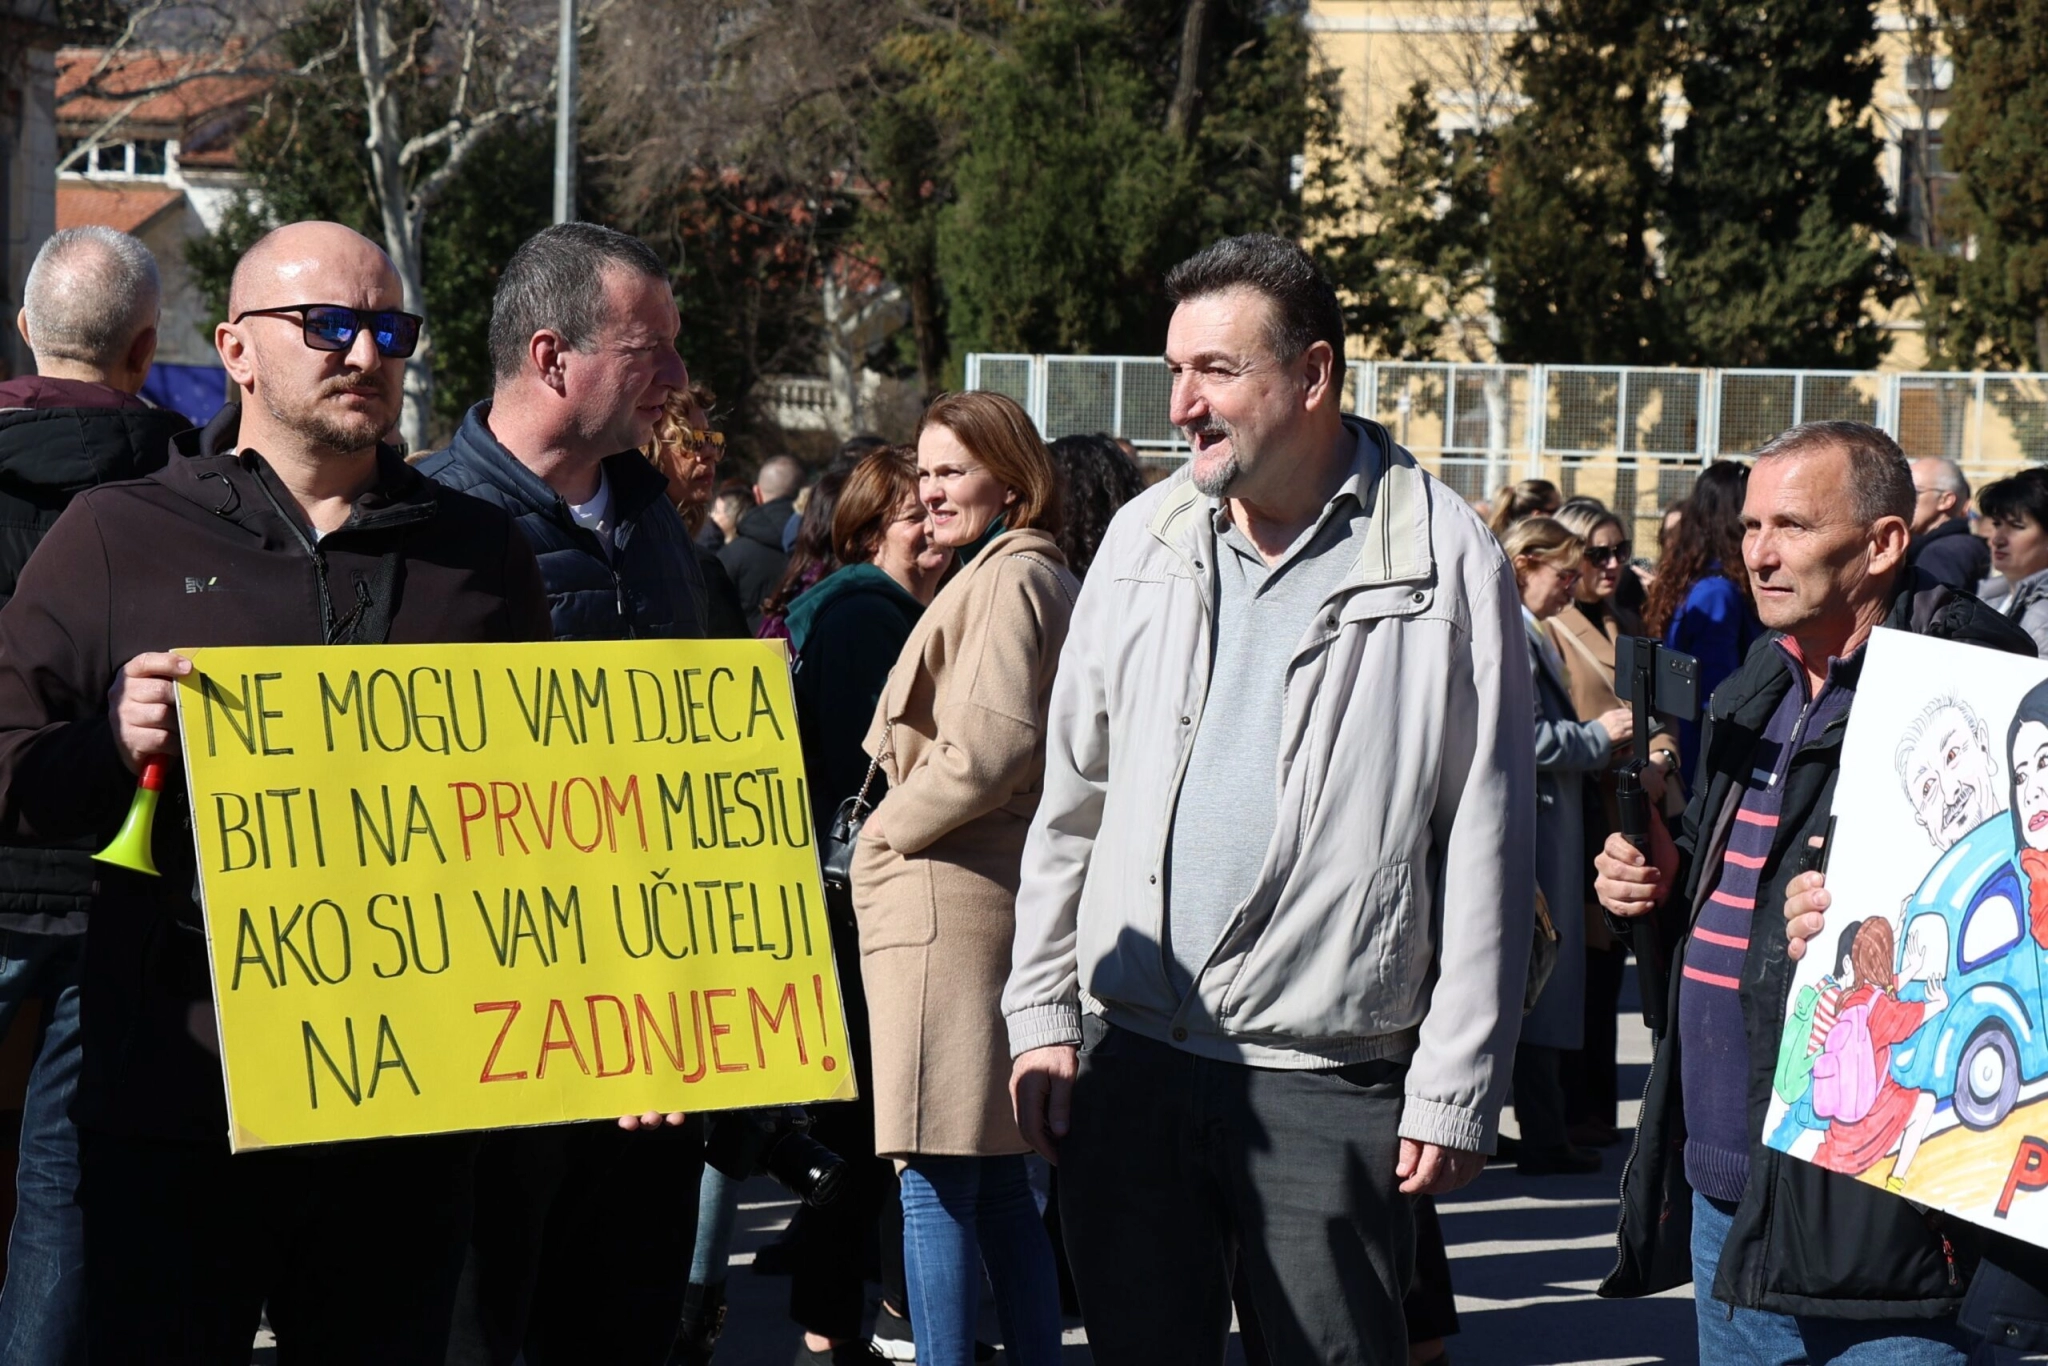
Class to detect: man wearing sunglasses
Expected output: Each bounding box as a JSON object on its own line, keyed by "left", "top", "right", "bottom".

{"left": 415, "top": 221, "right": 707, "bottom": 1366}
{"left": 0, "top": 220, "right": 552, "bottom": 1364}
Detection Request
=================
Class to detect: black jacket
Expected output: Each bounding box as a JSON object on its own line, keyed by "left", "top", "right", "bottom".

{"left": 1602, "top": 572, "right": 2036, "bottom": 1318}
{"left": 787, "top": 564, "right": 927, "bottom": 837}
{"left": 0, "top": 404, "right": 549, "bottom": 1140}
{"left": 697, "top": 544, "right": 749, "bottom": 639}
{"left": 417, "top": 403, "right": 706, "bottom": 642}
{"left": 0, "top": 386, "right": 186, "bottom": 921}
{"left": 719, "top": 496, "right": 794, "bottom": 628}
{"left": 1908, "top": 516, "right": 1992, "bottom": 596}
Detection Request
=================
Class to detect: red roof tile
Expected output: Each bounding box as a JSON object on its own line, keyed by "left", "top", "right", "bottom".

{"left": 56, "top": 47, "right": 272, "bottom": 130}
{"left": 57, "top": 184, "right": 186, "bottom": 235}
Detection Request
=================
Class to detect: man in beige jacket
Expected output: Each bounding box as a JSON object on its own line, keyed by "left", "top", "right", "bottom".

{"left": 1004, "top": 234, "right": 1535, "bottom": 1366}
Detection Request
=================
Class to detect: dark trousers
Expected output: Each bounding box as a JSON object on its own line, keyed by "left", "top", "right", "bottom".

{"left": 1562, "top": 944, "right": 1627, "bottom": 1126}
{"left": 1513, "top": 1043, "right": 1571, "bottom": 1153}
{"left": 789, "top": 892, "right": 903, "bottom": 1339}
{"left": 1233, "top": 1195, "right": 1458, "bottom": 1364}
{"left": 1058, "top": 1022, "right": 1414, "bottom": 1366}
{"left": 80, "top": 1126, "right": 475, "bottom": 1365}
{"left": 446, "top": 1119, "right": 703, "bottom": 1366}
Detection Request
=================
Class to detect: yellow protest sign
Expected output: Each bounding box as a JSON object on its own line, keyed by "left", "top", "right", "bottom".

{"left": 171, "top": 641, "right": 853, "bottom": 1151}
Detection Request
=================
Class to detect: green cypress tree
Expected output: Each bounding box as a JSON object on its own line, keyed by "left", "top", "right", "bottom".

{"left": 1491, "top": 0, "right": 1676, "bottom": 364}
{"left": 1322, "top": 83, "right": 1491, "bottom": 360}
{"left": 1662, "top": 0, "right": 1908, "bottom": 367}
{"left": 1919, "top": 0, "right": 2048, "bottom": 371}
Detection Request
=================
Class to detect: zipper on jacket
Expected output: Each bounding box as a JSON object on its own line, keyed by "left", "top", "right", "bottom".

{"left": 250, "top": 464, "right": 339, "bottom": 641}
{"left": 1607, "top": 1049, "right": 1663, "bottom": 1284}
{"left": 1940, "top": 1234, "right": 1959, "bottom": 1289}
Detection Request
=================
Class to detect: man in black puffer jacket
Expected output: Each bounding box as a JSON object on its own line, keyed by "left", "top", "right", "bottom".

{"left": 1596, "top": 422, "right": 2035, "bottom": 1364}
{"left": 417, "top": 222, "right": 709, "bottom": 1366}
{"left": 0, "top": 225, "right": 187, "bottom": 1360}
{"left": 719, "top": 453, "right": 802, "bottom": 629}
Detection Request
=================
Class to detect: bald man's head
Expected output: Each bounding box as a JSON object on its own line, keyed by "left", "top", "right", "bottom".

{"left": 218, "top": 221, "right": 409, "bottom": 460}
{"left": 228, "top": 222, "right": 400, "bottom": 319}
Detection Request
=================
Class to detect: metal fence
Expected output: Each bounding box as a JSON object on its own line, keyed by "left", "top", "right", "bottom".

{"left": 965, "top": 354, "right": 2048, "bottom": 546}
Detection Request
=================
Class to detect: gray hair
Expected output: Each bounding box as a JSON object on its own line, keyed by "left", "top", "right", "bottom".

{"left": 21, "top": 227, "right": 160, "bottom": 369}
{"left": 1165, "top": 234, "right": 1345, "bottom": 365}
{"left": 1754, "top": 421, "right": 1914, "bottom": 528}
{"left": 488, "top": 222, "right": 667, "bottom": 383}
{"left": 1894, "top": 695, "right": 1990, "bottom": 787}
{"left": 1913, "top": 456, "right": 1971, "bottom": 505}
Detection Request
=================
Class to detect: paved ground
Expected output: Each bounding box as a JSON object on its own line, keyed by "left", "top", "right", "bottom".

{"left": 703, "top": 968, "right": 1696, "bottom": 1366}
{"left": 254, "top": 968, "right": 1697, "bottom": 1365}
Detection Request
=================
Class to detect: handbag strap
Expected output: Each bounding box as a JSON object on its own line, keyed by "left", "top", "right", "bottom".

{"left": 852, "top": 735, "right": 890, "bottom": 812}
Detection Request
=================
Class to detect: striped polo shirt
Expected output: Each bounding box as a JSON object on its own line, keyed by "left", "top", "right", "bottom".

{"left": 1680, "top": 639, "right": 1857, "bottom": 1202}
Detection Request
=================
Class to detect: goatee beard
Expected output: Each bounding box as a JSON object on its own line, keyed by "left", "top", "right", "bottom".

{"left": 1187, "top": 422, "right": 1239, "bottom": 497}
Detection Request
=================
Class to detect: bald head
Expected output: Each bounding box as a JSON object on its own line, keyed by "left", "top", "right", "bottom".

{"left": 755, "top": 455, "right": 804, "bottom": 503}
{"left": 19, "top": 227, "right": 159, "bottom": 387}
{"left": 217, "top": 221, "right": 409, "bottom": 468}
{"left": 228, "top": 222, "right": 400, "bottom": 320}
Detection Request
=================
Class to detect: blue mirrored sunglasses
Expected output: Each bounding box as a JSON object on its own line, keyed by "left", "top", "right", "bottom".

{"left": 232, "top": 304, "right": 423, "bottom": 359}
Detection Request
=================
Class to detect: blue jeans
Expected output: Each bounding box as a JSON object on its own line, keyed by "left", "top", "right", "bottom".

{"left": 1692, "top": 1190, "right": 1968, "bottom": 1365}
{"left": 899, "top": 1154, "right": 1061, "bottom": 1366}
{"left": 0, "top": 930, "right": 85, "bottom": 1366}
{"left": 689, "top": 1161, "right": 742, "bottom": 1285}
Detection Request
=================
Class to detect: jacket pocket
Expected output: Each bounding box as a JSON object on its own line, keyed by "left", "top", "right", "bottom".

{"left": 1222, "top": 861, "right": 1422, "bottom": 1039}
{"left": 849, "top": 829, "right": 937, "bottom": 952}
{"left": 1748, "top": 1152, "right": 1963, "bottom": 1311}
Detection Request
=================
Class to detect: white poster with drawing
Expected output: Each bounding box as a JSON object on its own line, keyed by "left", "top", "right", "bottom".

{"left": 1764, "top": 626, "right": 2048, "bottom": 1245}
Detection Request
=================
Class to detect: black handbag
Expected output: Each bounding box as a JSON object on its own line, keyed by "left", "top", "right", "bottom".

{"left": 820, "top": 743, "right": 887, "bottom": 893}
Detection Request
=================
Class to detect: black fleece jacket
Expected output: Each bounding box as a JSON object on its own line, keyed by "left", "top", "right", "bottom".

{"left": 0, "top": 404, "right": 549, "bottom": 1140}
{"left": 0, "top": 383, "right": 187, "bottom": 922}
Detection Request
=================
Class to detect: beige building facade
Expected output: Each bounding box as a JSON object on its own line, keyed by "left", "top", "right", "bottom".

{"left": 1306, "top": 0, "right": 1953, "bottom": 370}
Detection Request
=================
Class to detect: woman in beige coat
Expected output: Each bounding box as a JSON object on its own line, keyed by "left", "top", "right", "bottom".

{"left": 852, "top": 391, "right": 1076, "bottom": 1366}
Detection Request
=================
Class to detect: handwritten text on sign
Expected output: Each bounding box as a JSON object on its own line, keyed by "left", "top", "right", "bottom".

{"left": 174, "top": 641, "right": 852, "bottom": 1151}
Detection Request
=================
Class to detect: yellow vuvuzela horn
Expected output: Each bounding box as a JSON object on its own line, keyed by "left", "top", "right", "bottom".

{"left": 93, "top": 757, "right": 165, "bottom": 877}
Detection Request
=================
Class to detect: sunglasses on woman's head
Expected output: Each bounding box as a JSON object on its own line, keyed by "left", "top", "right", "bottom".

{"left": 231, "top": 304, "right": 423, "bottom": 359}
{"left": 1584, "top": 543, "right": 1634, "bottom": 567}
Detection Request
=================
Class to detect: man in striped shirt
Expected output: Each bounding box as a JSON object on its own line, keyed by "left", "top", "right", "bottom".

{"left": 1593, "top": 421, "right": 2038, "bottom": 1364}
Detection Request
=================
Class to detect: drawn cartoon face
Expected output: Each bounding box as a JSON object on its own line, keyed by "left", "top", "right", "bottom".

{"left": 1905, "top": 707, "right": 1999, "bottom": 850}
{"left": 2012, "top": 720, "right": 2048, "bottom": 853}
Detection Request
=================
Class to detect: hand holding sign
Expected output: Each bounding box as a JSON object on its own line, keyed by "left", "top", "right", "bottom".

{"left": 110, "top": 651, "right": 192, "bottom": 771}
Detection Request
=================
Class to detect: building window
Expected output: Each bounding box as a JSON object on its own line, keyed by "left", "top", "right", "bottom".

{"left": 1900, "top": 128, "right": 1955, "bottom": 252}
{"left": 59, "top": 138, "right": 171, "bottom": 180}
{"left": 1904, "top": 53, "right": 1954, "bottom": 96}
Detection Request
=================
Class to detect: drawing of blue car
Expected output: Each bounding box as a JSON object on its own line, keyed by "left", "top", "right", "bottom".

{"left": 1888, "top": 816, "right": 2048, "bottom": 1131}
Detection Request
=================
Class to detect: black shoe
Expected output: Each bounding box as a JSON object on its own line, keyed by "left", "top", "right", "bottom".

{"left": 667, "top": 1280, "right": 727, "bottom": 1366}
{"left": 869, "top": 1303, "right": 914, "bottom": 1363}
{"left": 795, "top": 1342, "right": 886, "bottom": 1365}
{"left": 869, "top": 1303, "right": 996, "bottom": 1362}
{"left": 1517, "top": 1144, "right": 1602, "bottom": 1176}
{"left": 1567, "top": 1120, "right": 1622, "bottom": 1149}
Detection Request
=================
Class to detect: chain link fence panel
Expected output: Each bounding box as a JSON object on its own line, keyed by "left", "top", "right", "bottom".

{"left": 966, "top": 355, "right": 2048, "bottom": 552}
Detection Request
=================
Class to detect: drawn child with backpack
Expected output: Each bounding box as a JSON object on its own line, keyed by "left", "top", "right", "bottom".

{"left": 1769, "top": 918, "right": 1864, "bottom": 1146}
{"left": 1812, "top": 916, "right": 1948, "bottom": 1178}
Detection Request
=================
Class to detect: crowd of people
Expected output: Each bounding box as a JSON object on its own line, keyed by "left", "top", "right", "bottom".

{"left": 8, "top": 213, "right": 2048, "bottom": 1366}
